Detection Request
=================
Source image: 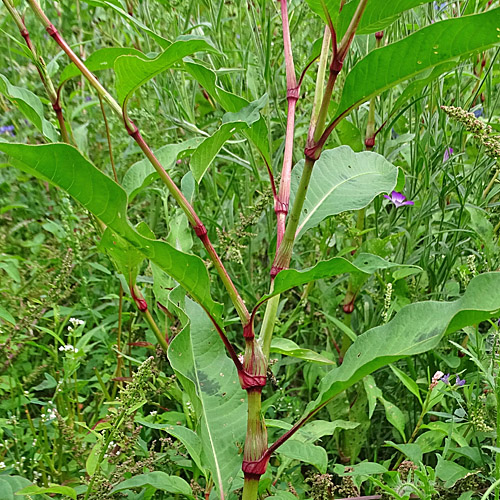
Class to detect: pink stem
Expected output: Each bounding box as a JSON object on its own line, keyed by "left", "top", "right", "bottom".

{"left": 275, "top": 0, "right": 299, "bottom": 252}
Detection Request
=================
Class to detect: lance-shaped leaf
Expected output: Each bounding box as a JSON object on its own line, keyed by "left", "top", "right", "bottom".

{"left": 190, "top": 94, "right": 268, "bottom": 183}
{"left": 337, "top": 0, "right": 432, "bottom": 38}
{"left": 304, "top": 272, "right": 500, "bottom": 416}
{"left": 0, "top": 142, "right": 223, "bottom": 320}
{"left": 167, "top": 292, "right": 246, "bottom": 499}
{"left": 290, "top": 146, "right": 398, "bottom": 239}
{"left": 115, "top": 36, "right": 218, "bottom": 105}
{"left": 110, "top": 472, "right": 192, "bottom": 496}
{"left": 270, "top": 338, "right": 335, "bottom": 365}
{"left": 334, "top": 9, "right": 500, "bottom": 121}
{"left": 59, "top": 47, "right": 144, "bottom": 85}
{"left": 184, "top": 61, "right": 271, "bottom": 167}
{"left": 257, "top": 253, "right": 420, "bottom": 308}
{"left": 0, "top": 75, "right": 58, "bottom": 142}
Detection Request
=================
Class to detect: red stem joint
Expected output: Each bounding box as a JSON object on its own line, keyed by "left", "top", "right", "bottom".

{"left": 304, "top": 145, "right": 320, "bottom": 162}
{"left": 194, "top": 223, "right": 208, "bottom": 238}
{"left": 242, "top": 453, "right": 270, "bottom": 477}
{"left": 239, "top": 372, "right": 267, "bottom": 390}
{"left": 243, "top": 323, "right": 254, "bottom": 339}
{"left": 286, "top": 87, "right": 299, "bottom": 101}
{"left": 274, "top": 200, "right": 288, "bottom": 215}
{"left": 46, "top": 24, "right": 58, "bottom": 37}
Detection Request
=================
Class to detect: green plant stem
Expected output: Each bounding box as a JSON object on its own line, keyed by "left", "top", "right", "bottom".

{"left": 259, "top": 293, "right": 280, "bottom": 359}
{"left": 26, "top": 0, "right": 250, "bottom": 325}
{"left": 143, "top": 308, "right": 169, "bottom": 354}
{"left": 242, "top": 477, "right": 260, "bottom": 500}
{"left": 272, "top": 157, "right": 315, "bottom": 275}
{"left": 242, "top": 389, "right": 267, "bottom": 500}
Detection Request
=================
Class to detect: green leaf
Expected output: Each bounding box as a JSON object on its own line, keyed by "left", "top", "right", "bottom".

{"left": 270, "top": 338, "right": 335, "bottom": 364}
{"left": 380, "top": 397, "right": 406, "bottom": 440}
{"left": 334, "top": 461, "right": 388, "bottom": 476}
{"left": 110, "top": 472, "right": 192, "bottom": 496}
{"left": 99, "top": 229, "right": 144, "bottom": 285}
{"left": 190, "top": 94, "right": 267, "bottom": 182}
{"left": 16, "top": 485, "right": 77, "bottom": 499}
{"left": 83, "top": 0, "right": 170, "bottom": 48}
{"left": 122, "top": 138, "right": 203, "bottom": 200}
{"left": 386, "top": 441, "right": 423, "bottom": 464}
{"left": 59, "top": 47, "right": 144, "bottom": 84}
{"left": 0, "top": 476, "right": 32, "bottom": 500}
{"left": 335, "top": 9, "right": 500, "bottom": 121}
{"left": 291, "top": 146, "right": 398, "bottom": 239}
{"left": 115, "top": 36, "right": 218, "bottom": 105}
{"left": 337, "top": 0, "right": 432, "bottom": 37}
{"left": 86, "top": 438, "right": 103, "bottom": 476}
{"left": 0, "top": 143, "right": 222, "bottom": 320}
{"left": 184, "top": 61, "right": 271, "bottom": 166}
{"left": 305, "top": 272, "right": 500, "bottom": 416}
{"left": 389, "top": 364, "right": 422, "bottom": 404}
{"left": 304, "top": 0, "right": 342, "bottom": 24}
{"left": 0, "top": 304, "right": 16, "bottom": 325}
{"left": 278, "top": 439, "right": 328, "bottom": 473}
{"left": 167, "top": 292, "right": 246, "bottom": 498}
{"left": 435, "top": 457, "right": 471, "bottom": 488}
{"left": 0, "top": 74, "right": 58, "bottom": 142}
{"left": 136, "top": 421, "right": 205, "bottom": 474}
{"left": 258, "top": 253, "right": 415, "bottom": 307}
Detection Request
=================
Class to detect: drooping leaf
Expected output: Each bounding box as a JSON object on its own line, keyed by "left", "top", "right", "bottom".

{"left": 190, "top": 94, "right": 268, "bottom": 182}
{"left": 110, "top": 472, "right": 192, "bottom": 496}
{"left": 167, "top": 292, "right": 246, "bottom": 498}
{"left": 115, "top": 36, "right": 218, "bottom": 105}
{"left": 278, "top": 440, "right": 328, "bottom": 473}
{"left": 389, "top": 364, "right": 422, "bottom": 404}
{"left": 59, "top": 47, "right": 144, "bottom": 84}
{"left": 16, "top": 484, "right": 77, "bottom": 499}
{"left": 0, "top": 75, "right": 58, "bottom": 142}
{"left": 337, "top": 0, "right": 432, "bottom": 38}
{"left": 184, "top": 61, "right": 271, "bottom": 166}
{"left": 380, "top": 397, "right": 406, "bottom": 440}
{"left": 257, "top": 253, "right": 419, "bottom": 307}
{"left": 335, "top": 9, "right": 500, "bottom": 121}
{"left": 304, "top": 272, "right": 500, "bottom": 416}
{"left": 122, "top": 138, "right": 203, "bottom": 200}
{"left": 0, "top": 143, "right": 222, "bottom": 320}
{"left": 83, "top": 0, "right": 171, "bottom": 48}
{"left": 270, "top": 338, "right": 335, "bottom": 364}
{"left": 290, "top": 146, "right": 398, "bottom": 239}
{"left": 0, "top": 304, "right": 16, "bottom": 325}
{"left": 86, "top": 438, "right": 103, "bottom": 476}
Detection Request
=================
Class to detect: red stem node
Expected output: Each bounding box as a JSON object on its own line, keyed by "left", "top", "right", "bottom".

{"left": 238, "top": 373, "right": 267, "bottom": 390}
{"left": 304, "top": 145, "right": 321, "bottom": 162}
{"left": 242, "top": 453, "right": 270, "bottom": 477}
{"left": 194, "top": 223, "right": 208, "bottom": 238}
{"left": 243, "top": 323, "right": 254, "bottom": 339}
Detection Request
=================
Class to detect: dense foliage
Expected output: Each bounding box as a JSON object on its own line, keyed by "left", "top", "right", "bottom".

{"left": 1, "top": 1, "right": 500, "bottom": 499}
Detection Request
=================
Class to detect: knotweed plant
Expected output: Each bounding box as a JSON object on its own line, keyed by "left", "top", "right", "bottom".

{"left": 1, "top": 1, "right": 500, "bottom": 499}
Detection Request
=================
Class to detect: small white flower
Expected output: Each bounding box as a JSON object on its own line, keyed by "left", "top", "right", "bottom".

{"left": 149, "top": 410, "right": 157, "bottom": 416}
{"left": 0, "top": 462, "right": 5, "bottom": 469}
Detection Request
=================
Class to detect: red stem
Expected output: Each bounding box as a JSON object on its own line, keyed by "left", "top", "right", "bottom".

{"left": 275, "top": 0, "right": 299, "bottom": 251}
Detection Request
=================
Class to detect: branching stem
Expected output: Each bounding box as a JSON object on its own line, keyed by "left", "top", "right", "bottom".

{"left": 26, "top": 0, "right": 250, "bottom": 326}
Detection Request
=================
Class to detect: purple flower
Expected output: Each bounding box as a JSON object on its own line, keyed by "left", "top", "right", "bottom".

{"left": 85, "top": 96, "right": 92, "bottom": 102}
{"left": 455, "top": 376, "right": 466, "bottom": 387}
{"left": 383, "top": 191, "right": 415, "bottom": 208}
{"left": 443, "top": 147, "right": 453, "bottom": 162}
{"left": 441, "top": 373, "right": 451, "bottom": 385}
{"left": 0, "top": 125, "right": 15, "bottom": 136}
{"left": 433, "top": 1, "right": 447, "bottom": 10}
{"left": 473, "top": 108, "right": 483, "bottom": 118}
